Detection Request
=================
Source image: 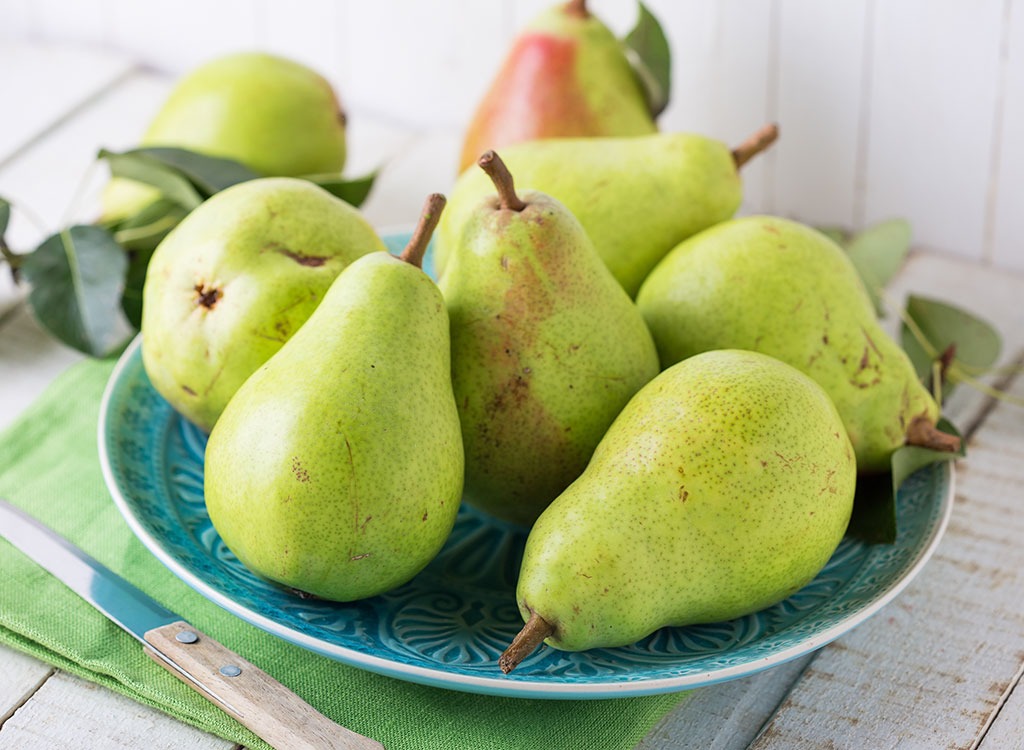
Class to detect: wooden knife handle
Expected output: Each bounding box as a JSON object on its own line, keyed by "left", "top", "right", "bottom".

{"left": 144, "top": 620, "right": 384, "bottom": 750}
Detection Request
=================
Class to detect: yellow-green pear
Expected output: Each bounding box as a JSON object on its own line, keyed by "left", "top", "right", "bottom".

{"left": 204, "top": 195, "right": 463, "bottom": 602}
{"left": 636, "top": 215, "right": 960, "bottom": 473}
{"left": 500, "top": 349, "right": 856, "bottom": 672}
{"left": 438, "top": 124, "right": 778, "bottom": 297}
{"left": 440, "top": 151, "right": 659, "bottom": 526}
{"left": 142, "top": 177, "right": 386, "bottom": 432}
{"left": 102, "top": 52, "right": 347, "bottom": 222}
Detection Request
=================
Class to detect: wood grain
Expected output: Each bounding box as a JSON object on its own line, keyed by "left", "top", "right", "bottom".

{"left": 144, "top": 621, "right": 384, "bottom": 750}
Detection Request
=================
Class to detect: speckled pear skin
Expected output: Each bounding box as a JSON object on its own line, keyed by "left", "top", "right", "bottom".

{"left": 141, "top": 177, "right": 386, "bottom": 433}
{"left": 437, "top": 133, "right": 742, "bottom": 296}
{"left": 203, "top": 252, "right": 464, "bottom": 602}
{"left": 636, "top": 215, "right": 939, "bottom": 474}
{"left": 516, "top": 349, "right": 856, "bottom": 652}
{"left": 440, "top": 189, "right": 660, "bottom": 526}
{"left": 102, "top": 52, "right": 347, "bottom": 222}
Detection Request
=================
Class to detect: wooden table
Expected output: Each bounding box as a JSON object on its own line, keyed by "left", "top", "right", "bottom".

{"left": 2, "top": 42, "right": 1023, "bottom": 750}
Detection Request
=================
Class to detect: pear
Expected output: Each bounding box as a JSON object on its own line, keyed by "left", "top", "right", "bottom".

{"left": 204, "top": 194, "right": 463, "bottom": 602}
{"left": 438, "top": 124, "right": 778, "bottom": 297}
{"left": 458, "top": 0, "right": 656, "bottom": 174}
{"left": 500, "top": 349, "right": 856, "bottom": 672}
{"left": 102, "top": 52, "right": 347, "bottom": 222}
{"left": 636, "top": 215, "right": 960, "bottom": 473}
{"left": 141, "top": 177, "right": 386, "bottom": 432}
{"left": 440, "top": 151, "right": 659, "bottom": 526}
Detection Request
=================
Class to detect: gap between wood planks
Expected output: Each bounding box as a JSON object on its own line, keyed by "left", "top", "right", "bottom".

{"left": 0, "top": 665, "right": 55, "bottom": 727}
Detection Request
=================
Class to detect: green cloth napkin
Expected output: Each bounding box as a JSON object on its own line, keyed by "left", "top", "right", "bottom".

{"left": 0, "top": 358, "right": 686, "bottom": 750}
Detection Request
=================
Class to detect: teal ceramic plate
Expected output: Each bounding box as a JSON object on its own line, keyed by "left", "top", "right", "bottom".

{"left": 98, "top": 239, "right": 954, "bottom": 699}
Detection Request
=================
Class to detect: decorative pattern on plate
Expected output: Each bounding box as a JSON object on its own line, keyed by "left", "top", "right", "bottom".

{"left": 97, "top": 235, "right": 954, "bottom": 697}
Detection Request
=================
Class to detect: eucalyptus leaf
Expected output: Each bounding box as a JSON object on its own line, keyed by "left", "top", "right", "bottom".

{"left": 845, "top": 219, "right": 912, "bottom": 316}
{"left": 816, "top": 226, "right": 849, "bottom": 246}
{"left": 126, "top": 147, "right": 260, "bottom": 196}
{"left": 112, "top": 198, "right": 187, "bottom": 252}
{"left": 623, "top": 2, "right": 671, "bottom": 118}
{"left": 0, "top": 196, "right": 10, "bottom": 237}
{"left": 300, "top": 170, "right": 378, "bottom": 208}
{"left": 901, "top": 295, "right": 1002, "bottom": 399}
{"left": 20, "top": 225, "right": 130, "bottom": 357}
{"left": 846, "top": 418, "right": 963, "bottom": 544}
{"left": 98, "top": 149, "right": 203, "bottom": 211}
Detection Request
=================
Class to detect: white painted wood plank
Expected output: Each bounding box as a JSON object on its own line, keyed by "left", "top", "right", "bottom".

{"left": 635, "top": 657, "right": 811, "bottom": 750}
{"left": 0, "top": 670, "right": 235, "bottom": 750}
{"left": 748, "top": 369, "right": 1024, "bottom": 748}
{"left": 0, "top": 0, "right": 36, "bottom": 38}
{"left": 773, "top": 0, "right": 867, "bottom": 229}
{"left": 0, "top": 41, "right": 135, "bottom": 164}
{"left": 343, "top": 0, "right": 506, "bottom": 133}
{"left": 990, "top": 0, "right": 1024, "bottom": 273}
{"left": 106, "top": 0, "right": 261, "bottom": 75}
{"left": 863, "top": 0, "right": 1004, "bottom": 260}
{"left": 260, "top": 0, "right": 346, "bottom": 97}
{"left": 25, "top": 0, "right": 113, "bottom": 46}
{"left": 0, "top": 645, "right": 53, "bottom": 723}
{"left": 980, "top": 670, "right": 1024, "bottom": 748}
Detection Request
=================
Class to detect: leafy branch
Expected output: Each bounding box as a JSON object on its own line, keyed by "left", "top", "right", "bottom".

{"left": 0, "top": 149, "right": 377, "bottom": 357}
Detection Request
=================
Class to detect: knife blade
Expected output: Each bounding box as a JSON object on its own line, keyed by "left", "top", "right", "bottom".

{"left": 0, "top": 499, "right": 384, "bottom": 750}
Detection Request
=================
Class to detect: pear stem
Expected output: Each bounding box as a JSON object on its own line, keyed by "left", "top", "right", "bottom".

{"left": 400, "top": 193, "right": 447, "bottom": 269}
{"left": 499, "top": 610, "right": 555, "bottom": 674}
{"left": 732, "top": 123, "right": 780, "bottom": 168}
{"left": 564, "top": 0, "right": 589, "bottom": 18}
{"left": 478, "top": 151, "right": 528, "bottom": 212}
{"left": 906, "top": 415, "right": 962, "bottom": 453}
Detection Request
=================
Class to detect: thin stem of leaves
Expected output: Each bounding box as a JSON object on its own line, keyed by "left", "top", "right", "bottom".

{"left": 948, "top": 365, "right": 1024, "bottom": 407}
{"left": 882, "top": 287, "right": 941, "bottom": 360}
{"left": 59, "top": 228, "right": 87, "bottom": 325}
{"left": 60, "top": 159, "right": 102, "bottom": 228}
{"left": 113, "top": 213, "right": 180, "bottom": 245}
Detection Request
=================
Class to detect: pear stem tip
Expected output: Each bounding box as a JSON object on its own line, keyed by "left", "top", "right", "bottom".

{"left": 906, "top": 415, "right": 962, "bottom": 454}
{"left": 400, "top": 192, "right": 446, "bottom": 268}
{"left": 732, "top": 123, "right": 780, "bottom": 168}
{"left": 499, "top": 610, "right": 555, "bottom": 674}
{"left": 478, "top": 151, "right": 528, "bottom": 212}
{"left": 564, "top": 0, "right": 589, "bottom": 18}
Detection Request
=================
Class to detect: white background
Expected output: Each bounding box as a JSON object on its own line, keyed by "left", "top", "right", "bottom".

{"left": 1, "top": 0, "right": 1022, "bottom": 270}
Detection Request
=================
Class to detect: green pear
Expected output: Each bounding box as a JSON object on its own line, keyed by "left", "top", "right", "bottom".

{"left": 141, "top": 177, "right": 386, "bottom": 432}
{"left": 102, "top": 52, "right": 347, "bottom": 222}
{"left": 500, "top": 349, "right": 856, "bottom": 671}
{"left": 636, "top": 215, "right": 960, "bottom": 473}
{"left": 439, "top": 124, "right": 777, "bottom": 297}
{"left": 440, "top": 151, "right": 659, "bottom": 526}
{"left": 458, "top": 0, "right": 656, "bottom": 173}
{"left": 204, "top": 195, "right": 463, "bottom": 602}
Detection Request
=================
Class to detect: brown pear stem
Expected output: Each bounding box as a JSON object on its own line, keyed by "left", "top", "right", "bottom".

{"left": 499, "top": 610, "right": 555, "bottom": 674}
{"left": 906, "top": 415, "right": 962, "bottom": 453}
{"left": 564, "top": 0, "right": 588, "bottom": 18}
{"left": 732, "top": 123, "right": 780, "bottom": 168}
{"left": 400, "top": 193, "right": 446, "bottom": 268}
{"left": 478, "top": 151, "right": 527, "bottom": 212}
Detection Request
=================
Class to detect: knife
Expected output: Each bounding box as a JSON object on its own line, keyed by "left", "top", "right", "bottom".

{"left": 0, "top": 499, "right": 384, "bottom": 750}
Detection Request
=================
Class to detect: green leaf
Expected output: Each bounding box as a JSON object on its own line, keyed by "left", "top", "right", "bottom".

{"left": 20, "top": 225, "right": 130, "bottom": 357}
{"left": 0, "top": 196, "right": 10, "bottom": 237}
{"left": 816, "top": 226, "right": 849, "bottom": 246}
{"left": 112, "top": 198, "right": 187, "bottom": 252}
{"left": 300, "top": 170, "right": 378, "bottom": 208}
{"left": 98, "top": 149, "right": 203, "bottom": 211}
{"left": 845, "top": 219, "right": 912, "bottom": 316}
{"left": 125, "top": 147, "right": 260, "bottom": 196}
{"left": 901, "top": 295, "right": 1002, "bottom": 399}
{"left": 623, "top": 2, "right": 671, "bottom": 118}
{"left": 846, "top": 418, "right": 963, "bottom": 544}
